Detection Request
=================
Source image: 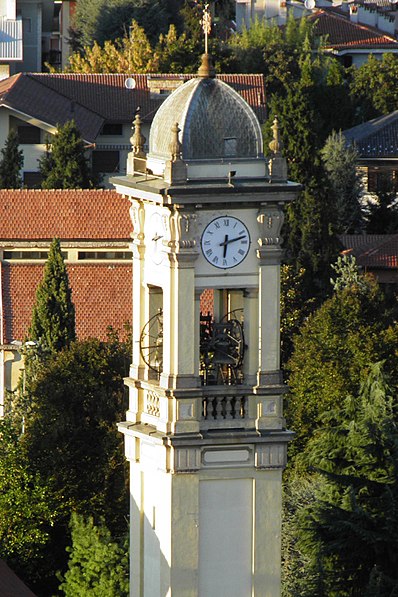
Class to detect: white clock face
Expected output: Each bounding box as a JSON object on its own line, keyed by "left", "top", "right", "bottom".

{"left": 149, "top": 212, "right": 164, "bottom": 264}
{"left": 201, "top": 216, "right": 250, "bottom": 269}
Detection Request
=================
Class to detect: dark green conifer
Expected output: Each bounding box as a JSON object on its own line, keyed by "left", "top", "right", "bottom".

{"left": 39, "top": 120, "right": 97, "bottom": 189}
{"left": 0, "top": 129, "right": 24, "bottom": 188}
{"left": 28, "top": 238, "right": 75, "bottom": 354}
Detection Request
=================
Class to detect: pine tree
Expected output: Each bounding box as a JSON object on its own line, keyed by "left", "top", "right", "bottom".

{"left": 298, "top": 362, "right": 398, "bottom": 595}
{"left": 38, "top": 121, "right": 97, "bottom": 189}
{"left": 59, "top": 513, "right": 129, "bottom": 597}
{"left": 28, "top": 238, "right": 75, "bottom": 355}
{"left": 0, "top": 129, "right": 24, "bottom": 188}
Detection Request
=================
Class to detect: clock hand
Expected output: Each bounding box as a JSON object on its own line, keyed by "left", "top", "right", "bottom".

{"left": 222, "top": 234, "right": 228, "bottom": 258}
{"left": 222, "top": 234, "right": 246, "bottom": 246}
{"left": 152, "top": 234, "right": 163, "bottom": 242}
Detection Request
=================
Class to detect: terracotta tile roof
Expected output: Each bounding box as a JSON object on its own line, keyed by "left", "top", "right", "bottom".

{"left": 343, "top": 111, "right": 398, "bottom": 157}
{"left": 3, "top": 73, "right": 266, "bottom": 125}
{"left": 0, "top": 74, "right": 104, "bottom": 143}
{"left": 0, "top": 189, "right": 131, "bottom": 241}
{"left": 311, "top": 10, "right": 398, "bottom": 50}
{"left": 0, "top": 559, "right": 36, "bottom": 596}
{"left": 1, "top": 262, "right": 132, "bottom": 343}
{"left": 340, "top": 234, "right": 398, "bottom": 268}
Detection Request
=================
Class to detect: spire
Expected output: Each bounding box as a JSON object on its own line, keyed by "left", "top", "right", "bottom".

{"left": 198, "top": 3, "right": 216, "bottom": 78}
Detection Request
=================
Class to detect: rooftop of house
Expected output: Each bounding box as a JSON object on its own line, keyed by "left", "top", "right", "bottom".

{"left": 310, "top": 9, "right": 398, "bottom": 50}
{"left": 0, "top": 188, "right": 131, "bottom": 240}
{"left": 340, "top": 234, "right": 398, "bottom": 268}
{"left": 0, "top": 189, "right": 132, "bottom": 344}
{"left": 0, "top": 72, "right": 267, "bottom": 140}
{"left": 343, "top": 111, "right": 398, "bottom": 157}
{"left": 0, "top": 559, "right": 37, "bottom": 597}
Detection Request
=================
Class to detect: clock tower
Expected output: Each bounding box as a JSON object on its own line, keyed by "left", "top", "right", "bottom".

{"left": 112, "top": 54, "right": 301, "bottom": 597}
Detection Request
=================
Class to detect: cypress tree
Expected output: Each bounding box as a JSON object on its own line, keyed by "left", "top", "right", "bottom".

{"left": 0, "top": 129, "right": 24, "bottom": 188}
{"left": 39, "top": 120, "right": 97, "bottom": 189}
{"left": 298, "top": 362, "right": 398, "bottom": 595}
{"left": 28, "top": 238, "right": 75, "bottom": 354}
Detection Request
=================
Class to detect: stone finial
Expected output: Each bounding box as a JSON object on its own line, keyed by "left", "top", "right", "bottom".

{"left": 268, "top": 117, "right": 283, "bottom": 156}
{"left": 131, "top": 113, "right": 146, "bottom": 157}
{"left": 164, "top": 122, "right": 187, "bottom": 184}
{"left": 128, "top": 112, "right": 147, "bottom": 174}
{"left": 268, "top": 116, "right": 288, "bottom": 182}
{"left": 169, "top": 122, "right": 182, "bottom": 162}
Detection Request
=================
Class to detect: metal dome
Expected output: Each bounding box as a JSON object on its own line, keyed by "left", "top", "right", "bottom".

{"left": 148, "top": 76, "right": 264, "bottom": 161}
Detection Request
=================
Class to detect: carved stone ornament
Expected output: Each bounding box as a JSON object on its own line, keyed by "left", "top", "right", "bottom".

{"left": 131, "top": 113, "right": 146, "bottom": 157}
{"left": 257, "top": 207, "right": 284, "bottom": 246}
{"left": 169, "top": 122, "right": 182, "bottom": 162}
{"left": 129, "top": 201, "right": 145, "bottom": 241}
{"left": 169, "top": 211, "right": 198, "bottom": 251}
{"left": 268, "top": 116, "right": 288, "bottom": 181}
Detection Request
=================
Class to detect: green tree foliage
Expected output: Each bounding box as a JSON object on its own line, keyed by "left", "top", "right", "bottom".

{"left": 282, "top": 475, "right": 322, "bottom": 597}
{"left": 22, "top": 335, "right": 129, "bottom": 532}
{"left": 12, "top": 334, "right": 130, "bottom": 595}
{"left": 226, "top": 15, "right": 314, "bottom": 95}
{"left": 0, "top": 419, "right": 59, "bottom": 591}
{"left": 59, "top": 513, "right": 129, "bottom": 597}
{"left": 286, "top": 272, "right": 398, "bottom": 464}
{"left": 71, "top": 0, "right": 178, "bottom": 50}
{"left": 28, "top": 238, "right": 75, "bottom": 356}
{"left": 330, "top": 254, "right": 369, "bottom": 293}
{"left": 0, "top": 129, "right": 24, "bottom": 188}
{"left": 298, "top": 362, "right": 398, "bottom": 595}
{"left": 280, "top": 265, "right": 314, "bottom": 365}
{"left": 67, "top": 20, "right": 157, "bottom": 73}
{"left": 350, "top": 53, "right": 398, "bottom": 120}
{"left": 321, "top": 131, "right": 364, "bottom": 234}
{"left": 38, "top": 121, "right": 98, "bottom": 189}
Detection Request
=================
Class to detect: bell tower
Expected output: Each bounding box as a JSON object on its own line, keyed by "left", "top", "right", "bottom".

{"left": 112, "top": 52, "right": 300, "bottom": 597}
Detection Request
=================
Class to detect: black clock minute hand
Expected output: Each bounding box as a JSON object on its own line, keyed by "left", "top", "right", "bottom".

{"left": 152, "top": 234, "right": 163, "bottom": 242}
{"left": 223, "top": 234, "right": 246, "bottom": 245}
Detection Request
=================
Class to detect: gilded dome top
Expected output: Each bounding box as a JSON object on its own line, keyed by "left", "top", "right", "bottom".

{"left": 148, "top": 75, "right": 263, "bottom": 162}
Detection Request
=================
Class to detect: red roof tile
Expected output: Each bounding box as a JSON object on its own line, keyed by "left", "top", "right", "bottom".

{"left": 2, "top": 262, "right": 132, "bottom": 343}
{"left": 0, "top": 189, "right": 131, "bottom": 241}
{"left": 340, "top": 234, "right": 398, "bottom": 268}
{"left": 311, "top": 10, "right": 398, "bottom": 50}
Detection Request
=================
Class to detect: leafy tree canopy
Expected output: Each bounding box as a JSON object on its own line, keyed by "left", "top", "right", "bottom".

{"left": 350, "top": 53, "right": 398, "bottom": 120}
{"left": 0, "top": 419, "right": 59, "bottom": 591}
{"left": 0, "top": 129, "right": 24, "bottom": 189}
{"left": 286, "top": 272, "right": 398, "bottom": 465}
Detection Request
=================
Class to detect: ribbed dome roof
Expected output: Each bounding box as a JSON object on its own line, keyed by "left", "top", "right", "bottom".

{"left": 148, "top": 76, "right": 263, "bottom": 161}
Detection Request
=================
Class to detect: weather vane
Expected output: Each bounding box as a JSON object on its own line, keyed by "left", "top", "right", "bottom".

{"left": 201, "top": 3, "right": 212, "bottom": 54}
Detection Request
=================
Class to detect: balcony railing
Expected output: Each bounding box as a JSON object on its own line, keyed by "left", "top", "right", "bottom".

{"left": 0, "top": 17, "right": 22, "bottom": 61}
